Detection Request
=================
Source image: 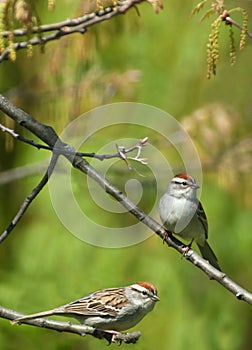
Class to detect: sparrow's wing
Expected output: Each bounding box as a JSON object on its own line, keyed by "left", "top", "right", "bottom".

{"left": 62, "top": 287, "right": 127, "bottom": 317}
{"left": 196, "top": 202, "right": 221, "bottom": 271}
{"left": 197, "top": 201, "right": 208, "bottom": 239}
{"left": 12, "top": 288, "right": 128, "bottom": 324}
{"left": 197, "top": 241, "right": 221, "bottom": 271}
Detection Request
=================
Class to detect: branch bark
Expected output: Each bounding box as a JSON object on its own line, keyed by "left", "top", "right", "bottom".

{"left": 0, "top": 306, "right": 141, "bottom": 344}
{"left": 0, "top": 94, "right": 252, "bottom": 307}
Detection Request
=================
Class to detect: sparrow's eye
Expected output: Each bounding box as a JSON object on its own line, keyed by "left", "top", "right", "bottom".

{"left": 181, "top": 181, "right": 187, "bottom": 186}
{"left": 142, "top": 291, "right": 148, "bottom": 296}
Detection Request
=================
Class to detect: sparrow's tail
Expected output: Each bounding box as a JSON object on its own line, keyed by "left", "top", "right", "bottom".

{"left": 197, "top": 241, "right": 221, "bottom": 271}
{"left": 11, "top": 309, "right": 58, "bottom": 325}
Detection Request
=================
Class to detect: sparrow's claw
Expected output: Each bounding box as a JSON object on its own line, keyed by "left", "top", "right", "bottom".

{"left": 93, "top": 329, "right": 119, "bottom": 344}
{"left": 105, "top": 330, "right": 121, "bottom": 344}
{"left": 162, "top": 229, "right": 172, "bottom": 244}
{"left": 182, "top": 239, "right": 194, "bottom": 256}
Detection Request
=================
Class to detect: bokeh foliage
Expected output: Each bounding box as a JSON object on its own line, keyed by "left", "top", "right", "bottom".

{"left": 1, "top": 0, "right": 252, "bottom": 349}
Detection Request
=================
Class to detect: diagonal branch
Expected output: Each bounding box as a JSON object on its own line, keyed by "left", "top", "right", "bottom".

{"left": 0, "top": 153, "right": 59, "bottom": 244}
{"left": 0, "top": 94, "right": 252, "bottom": 306}
{"left": 0, "top": 306, "right": 141, "bottom": 344}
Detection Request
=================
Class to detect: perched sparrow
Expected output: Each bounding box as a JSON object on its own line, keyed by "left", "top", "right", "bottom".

{"left": 159, "top": 173, "right": 221, "bottom": 270}
{"left": 12, "top": 282, "right": 159, "bottom": 331}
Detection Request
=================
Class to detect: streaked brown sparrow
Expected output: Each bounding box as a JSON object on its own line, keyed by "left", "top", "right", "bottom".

{"left": 12, "top": 282, "right": 159, "bottom": 331}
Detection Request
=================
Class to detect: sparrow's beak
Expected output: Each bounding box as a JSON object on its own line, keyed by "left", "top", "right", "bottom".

{"left": 192, "top": 183, "right": 200, "bottom": 190}
{"left": 152, "top": 295, "right": 160, "bottom": 302}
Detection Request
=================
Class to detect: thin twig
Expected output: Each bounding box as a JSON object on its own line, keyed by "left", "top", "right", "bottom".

{"left": 0, "top": 306, "right": 141, "bottom": 344}
{"left": 0, "top": 122, "right": 148, "bottom": 163}
{"left": 221, "top": 11, "right": 252, "bottom": 38}
{"left": 0, "top": 123, "right": 52, "bottom": 151}
{"left": 226, "top": 16, "right": 252, "bottom": 38}
{"left": 77, "top": 137, "right": 148, "bottom": 163}
{"left": 0, "top": 153, "right": 58, "bottom": 244}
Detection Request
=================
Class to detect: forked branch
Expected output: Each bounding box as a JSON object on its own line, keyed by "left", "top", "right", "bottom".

{"left": 0, "top": 94, "right": 252, "bottom": 307}
{"left": 0, "top": 121, "right": 147, "bottom": 242}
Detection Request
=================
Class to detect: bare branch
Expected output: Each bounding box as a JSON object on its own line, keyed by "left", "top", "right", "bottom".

{"left": 0, "top": 122, "right": 148, "bottom": 164}
{"left": 0, "top": 0, "right": 163, "bottom": 63}
{"left": 0, "top": 94, "right": 252, "bottom": 306}
{"left": 75, "top": 137, "right": 148, "bottom": 164}
{"left": 0, "top": 123, "right": 53, "bottom": 151}
{"left": 224, "top": 17, "right": 252, "bottom": 38}
{"left": 0, "top": 306, "right": 141, "bottom": 344}
{"left": 0, "top": 154, "right": 58, "bottom": 244}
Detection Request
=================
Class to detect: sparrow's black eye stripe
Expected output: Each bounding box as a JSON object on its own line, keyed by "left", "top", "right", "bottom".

{"left": 173, "top": 180, "right": 188, "bottom": 186}
{"left": 132, "top": 287, "right": 151, "bottom": 297}
{"left": 174, "top": 181, "right": 187, "bottom": 186}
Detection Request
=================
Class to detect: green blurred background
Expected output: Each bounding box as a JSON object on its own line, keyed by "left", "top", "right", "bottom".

{"left": 1, "top": 0, "right": 252, "bottom": 349}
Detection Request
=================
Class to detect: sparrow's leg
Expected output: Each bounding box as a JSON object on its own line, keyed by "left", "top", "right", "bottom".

{"left": 162, "top": 229, "right": 172, "bottom": 244}
{"left": 182, "top": 238, "right": 194, "bottom": 256}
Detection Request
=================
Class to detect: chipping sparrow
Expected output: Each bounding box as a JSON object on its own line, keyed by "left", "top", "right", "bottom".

{"left": 12, "top": 282, "right": 159, "bottom": 331}
{"left": 159, "top": 173, "right": 221, "bottom": 270}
